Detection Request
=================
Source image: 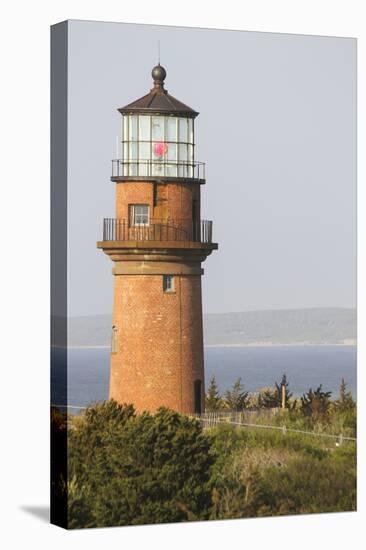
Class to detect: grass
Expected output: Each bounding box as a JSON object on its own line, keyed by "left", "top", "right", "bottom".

{"left": 208, "top": 422, "right": 356, "bottom": 519}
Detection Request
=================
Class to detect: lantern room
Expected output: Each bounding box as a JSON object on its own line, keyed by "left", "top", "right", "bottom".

{"left": 112, "top": 64, "right": 205, "bottom": 182}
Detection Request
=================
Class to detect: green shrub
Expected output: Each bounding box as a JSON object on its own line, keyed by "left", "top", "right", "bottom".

{"left": 205, "top": 376, "right": 224, "bottom": 411}
{"left": 256, "top": 447, "right": 356, "bottom": 515}
{"left": 68, "top": 401, "right": 215, "bottom": 528}
{"left": 51, "top": 407, "right": 68, "bottom": 526}
{"left": 209, "top": 424, "right": 356, "bottom": 519}
{"left": 335, "top": 379, "right": 356, "bottom": 413}
{"left": 65, "top": 399, "right": 356, "bottom": 527}
{"left": 224, "top": 378, "right": 250, "bottom": 410}
{"left": 258, "top": 374, "right": 293, "bottom": 409}
{"left": 300, "top": 385, "right": 332, "bottom": 423}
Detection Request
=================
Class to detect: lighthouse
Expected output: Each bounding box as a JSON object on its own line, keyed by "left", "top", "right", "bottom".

{"left": 97, "top": 64, "right": 218, "bottom": 414}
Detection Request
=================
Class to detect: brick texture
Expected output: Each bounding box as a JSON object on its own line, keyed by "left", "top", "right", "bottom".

{"left": 110, "top": 274, "right": 204, "bottom": 413}
{"left": 116, "top": 181, "right": 200, "bottom": 229}
{"left": 106, "top": 179, "right": 208, "bottom": 414}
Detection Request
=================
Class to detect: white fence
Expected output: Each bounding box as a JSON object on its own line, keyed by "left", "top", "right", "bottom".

{"left": 51, "top": 405, "right": 356, "bottom": 444}
{"left": 188, "top": 411, "right": 356, "bottom": 444}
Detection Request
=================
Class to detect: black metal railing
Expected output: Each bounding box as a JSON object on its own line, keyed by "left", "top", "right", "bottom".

{"left": 102, "top": 218, "right": 213, "bottom": 243}
{"left": 111, "top": 159, "right": 206, "bottom": 180}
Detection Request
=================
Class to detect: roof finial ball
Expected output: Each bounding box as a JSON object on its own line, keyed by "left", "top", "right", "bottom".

{"left": 151, "top": 63, "right": 167, "bottom": 93}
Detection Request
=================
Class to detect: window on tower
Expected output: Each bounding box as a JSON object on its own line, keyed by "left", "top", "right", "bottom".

{"left": 111, "top": 325, "right": 118, "bottom": 353}
{"left": 130, "top": 204, "right": 149, "bottom": 226}
{"left": 163, "top": 275, "right": 174, "bottom": 293}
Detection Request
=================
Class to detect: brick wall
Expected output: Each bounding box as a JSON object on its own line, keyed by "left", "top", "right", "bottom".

{"left": 110, "top": 180, "right": 206, "bottom": 414}
{"left": 116, "top": 181, "right": 201, "bottom": 227}
{"left": 109, "top": 273, "right": 204, "bottom": 414}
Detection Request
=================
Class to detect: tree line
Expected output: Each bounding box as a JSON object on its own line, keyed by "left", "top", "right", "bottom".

{"left": 205, "top": 375, "right": 356, "bottom": 421}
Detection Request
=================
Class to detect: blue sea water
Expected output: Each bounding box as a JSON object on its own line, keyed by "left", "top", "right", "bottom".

{"left": 51, "top": 345, "right": 356, "bottom": 409}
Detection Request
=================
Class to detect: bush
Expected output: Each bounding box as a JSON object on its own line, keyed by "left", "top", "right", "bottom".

{"left": 256, "top": 446, "right": 356, "bottom": 515}
{"left": 334, "top": 378, "right": 356, "bottom": 413}
{"left": 224, "top": 378, "right": 249, "bottom": 410}
{"left": 65, "top": 397, "right": 357, "bottom": 527}
{"left": 51, "top": 407, "right": 68, "bottom": 526}
{"left": 258, "top": 374, "right": 293, "bottom": 409}
{"left": 205, "top": 376, "right": 224, "bottom": 411}
{"left": 300, "top": 385, "right": 332, "bottom": 423}
{"left": 209, "top": 424, "right": 356, "bottom": 519}
{"left": 68, "top": 401, "right": 216, "bottom": 528}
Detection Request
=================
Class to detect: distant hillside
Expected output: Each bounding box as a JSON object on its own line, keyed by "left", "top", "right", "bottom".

{"left": 62, "top": 308, "right": 356, "bottom": 348}
{"left": 203, "top": 308, "right": 356, "bottom": 346}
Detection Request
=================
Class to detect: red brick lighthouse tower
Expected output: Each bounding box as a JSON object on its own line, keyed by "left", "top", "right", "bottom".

{"left": 98, "top": 64, "right": 218, "bottom": 414}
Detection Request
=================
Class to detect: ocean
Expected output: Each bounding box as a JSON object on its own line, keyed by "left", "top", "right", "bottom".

{"left": 51, "top": 345, "right": 356, "bottom": 409}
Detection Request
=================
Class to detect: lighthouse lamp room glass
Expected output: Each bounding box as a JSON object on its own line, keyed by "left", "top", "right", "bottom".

{"left": 113, "top": 65, "right": 204, "bottom": 181}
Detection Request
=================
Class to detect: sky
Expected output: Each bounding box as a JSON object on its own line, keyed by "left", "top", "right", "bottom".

{"left": 67, "top": 20, "right": 356, "bottom": 317}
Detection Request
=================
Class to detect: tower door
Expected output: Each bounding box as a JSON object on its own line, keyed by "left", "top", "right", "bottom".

{"left": 194, "top": 380, "right": 202, "bottom": 414}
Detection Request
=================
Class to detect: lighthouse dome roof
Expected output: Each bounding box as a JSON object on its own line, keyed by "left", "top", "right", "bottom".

{"left": 118, "top": 64, "right": 199, "bottom": 119}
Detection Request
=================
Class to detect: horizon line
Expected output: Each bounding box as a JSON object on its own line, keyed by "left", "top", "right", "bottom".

{"left": 63, "top": 306, "right": 357, "bottom": 319}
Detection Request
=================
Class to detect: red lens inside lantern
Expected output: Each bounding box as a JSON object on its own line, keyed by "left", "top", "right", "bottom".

{"left": 154, "top": 142, "right": 168, "bottom": 157}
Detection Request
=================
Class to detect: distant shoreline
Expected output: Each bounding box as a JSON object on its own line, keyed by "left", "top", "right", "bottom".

{"left": 205, "top": 341, "right": 356, "bottom": 348}
{"left": 52, "top": 342, "right": 357, "bottom": 350}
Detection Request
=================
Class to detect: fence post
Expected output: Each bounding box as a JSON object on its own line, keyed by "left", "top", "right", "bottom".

{"left": 282, "top": 425, "right": 287, "bottom": 435}
{"left": 338, "top": 434, "right": 343, "bottom": 446}
{"left": 281, "top": 384, "right": 286, "bottom": 409}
